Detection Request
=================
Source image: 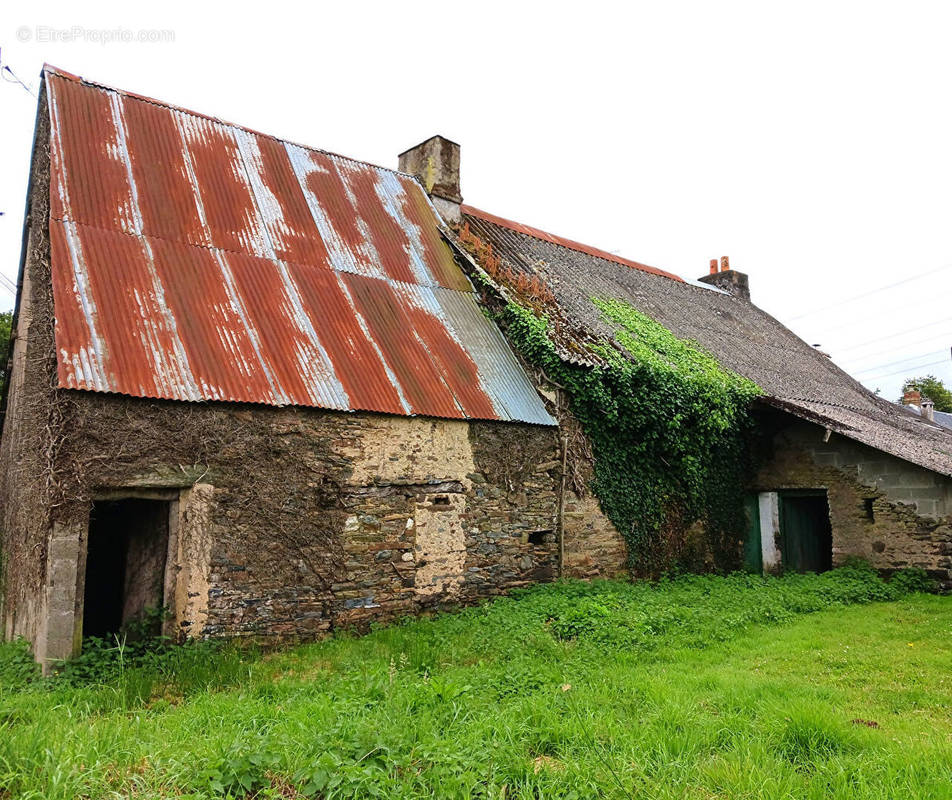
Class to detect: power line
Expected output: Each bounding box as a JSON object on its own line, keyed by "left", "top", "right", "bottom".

{"left": 0, "top": 49, "right": 37, "bottom": 98}
{"left": 852, "top": 349, "right": 948, "bottom": 376}
{"left": 833, "top": 318, "right": 952, "bottom": 355}
{"left": 787, "top": 262, "right": 952, "bottom": 322}
{"left": 840, "top": 332, "right": 952, "bottom": 367}
{"left": 860, "top": 358, "right": 951, "bottom": 382}
{"left": 798, "top": 295, "right": 951, "bottom": 337}
{"left": 0, "top": 273, "right": 16, "bottom": 296}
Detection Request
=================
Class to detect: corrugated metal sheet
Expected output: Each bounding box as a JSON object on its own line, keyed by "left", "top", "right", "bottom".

{"left": 45, "top": 68, "right": 554, "bottom": 426}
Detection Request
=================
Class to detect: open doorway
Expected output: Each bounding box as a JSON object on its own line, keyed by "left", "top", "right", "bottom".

{"left": 779, "top": 491, "right": 833, "bottom": 573}
{"left": 82, "top": 499, "right": 171, "bottom": 639}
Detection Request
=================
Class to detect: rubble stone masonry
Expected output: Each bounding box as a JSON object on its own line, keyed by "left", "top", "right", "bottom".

{"left": 754, "top": 418, "right": 952, "bottom": 587}
{"left": 3, "top": 394, "right": 563, "bottom": 663}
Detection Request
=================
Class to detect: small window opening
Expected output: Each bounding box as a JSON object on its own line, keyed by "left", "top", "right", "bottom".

{"left": 864, "top": 498, "right": 875, "bottom": 522}
{"left": 431, "top": 495, "right": 450, "bottom": 506}
{"left": 83, "top": 499, "right": 171, "bottom": 640}
{"left": 528, "top": 530, "right": 552, "bottom": 546}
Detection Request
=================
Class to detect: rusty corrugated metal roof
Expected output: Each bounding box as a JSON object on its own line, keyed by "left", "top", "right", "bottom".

{"left": 44, "top": 67, "right": 554, "bottom": 426}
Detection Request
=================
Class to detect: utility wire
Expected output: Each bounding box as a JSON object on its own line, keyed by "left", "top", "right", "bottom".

{"left": 0, "top": 50, "right": 37, "bottom": 98}
{"left": 852, "top": 349, "right": 948, "bottom": 376}
{"left": 0, "top": 273, "right": 16, "bottom": 296}
{"left": 787, "top": 262, "right": 952, "bottom": 321}
{"left": 833, "top": 318, "right": 952, "bottom": 355}
{"left": 798, "top": 294, "right": 951, "bottom": 337}
{"left": 860, "top": 358, "right": 951, "bottom": 382}
{"left": 841, "top": 332, "right": 952, "bottom": 367}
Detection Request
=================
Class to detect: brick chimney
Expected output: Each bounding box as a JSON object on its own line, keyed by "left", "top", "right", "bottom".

{"left": 902, "top": 389, "right": 922, "bottom": 406}
{"left": 398, "top": 135, "right": 462, "bottom": 225}
{"left": 698, "top": 255, "right": 750, "bottom": 301}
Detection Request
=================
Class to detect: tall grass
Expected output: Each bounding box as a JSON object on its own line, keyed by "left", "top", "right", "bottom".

{"left": 0, "top": 564, "right": 948, "bottom": 799}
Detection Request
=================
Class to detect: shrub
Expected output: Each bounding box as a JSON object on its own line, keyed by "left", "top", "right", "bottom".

{"left": 889, "top": 567, "right": 935, "bottom": 594}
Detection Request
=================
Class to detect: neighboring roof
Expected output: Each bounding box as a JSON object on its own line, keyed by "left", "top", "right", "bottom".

{"left": 908, "top": 405, "right": 952, "bottom": 432}
{"left": 462, "top": 206, "right": 952, "bottom": 477}
{"left": 43, "top": 68, "right": 553, "bottom": 426}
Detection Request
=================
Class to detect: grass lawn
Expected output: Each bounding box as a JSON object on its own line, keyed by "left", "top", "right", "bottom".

{"left": 1, "top": 566, "right": 951, "bottom": 798}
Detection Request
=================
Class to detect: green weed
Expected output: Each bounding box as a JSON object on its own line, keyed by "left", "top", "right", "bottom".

{"left": 0, "top": 567, "right": 949, "bottom": 799}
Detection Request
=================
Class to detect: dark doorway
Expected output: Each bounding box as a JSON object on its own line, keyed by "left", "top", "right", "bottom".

{"left": 779, "top": 491, "right": 833, "bottom": 573}
{"left": 83, "top": 499, "right": 171, "bottom": 639}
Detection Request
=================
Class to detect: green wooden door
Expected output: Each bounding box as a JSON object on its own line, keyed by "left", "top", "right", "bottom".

{"left": 779, "top": 492, "right": 833, "bottom": 573}
{"left": 743, "top": 493, "right": 763, "bottom": 573}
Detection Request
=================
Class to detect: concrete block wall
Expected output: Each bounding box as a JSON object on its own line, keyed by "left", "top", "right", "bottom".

{"left": 754, "top": 418, "right": 952, "bottom": 587}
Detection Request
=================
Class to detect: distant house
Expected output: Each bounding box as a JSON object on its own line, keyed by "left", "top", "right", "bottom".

{"left": 902, "top": 390, "right": 952, "bottom": 432}
{"left": 2, "top": 67, "right": 951, "bottom": 668}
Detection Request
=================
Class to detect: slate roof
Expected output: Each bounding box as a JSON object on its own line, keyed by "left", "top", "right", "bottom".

{"left": 461, "top": 205, "right": 952, "bottom": 477}
{"left": 40, "top": 68, "right": 553, "bottom": 426}
{"left": 909, "top": 406, "right": 952, "bottom": 433}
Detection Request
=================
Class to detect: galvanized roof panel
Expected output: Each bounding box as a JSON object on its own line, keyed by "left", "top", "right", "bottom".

{"left": 45, "top": 68, "right": 554, "bottom": 425}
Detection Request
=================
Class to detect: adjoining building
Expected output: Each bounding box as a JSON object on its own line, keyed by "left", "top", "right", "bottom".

{"left": 453, "top": 207, "right": 952, "bottom": 584}
{"left": 3, "top": 67, "right": 951, "bottom": 668}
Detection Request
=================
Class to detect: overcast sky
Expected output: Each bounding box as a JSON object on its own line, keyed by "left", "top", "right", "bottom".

{"left": 2, "top": 1, "right": 950, "bottom": 402}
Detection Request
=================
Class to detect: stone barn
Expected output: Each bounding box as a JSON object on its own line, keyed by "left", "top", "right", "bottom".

{"left": 4, "top": 67, "right": 952, "bottom": 669}
{"left": 0, "top": 67, "right": 561, "bottom": 667}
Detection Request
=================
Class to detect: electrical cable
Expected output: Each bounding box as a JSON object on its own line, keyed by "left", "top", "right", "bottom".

{"left": 840, "top": 333, "right": 952, "bottom": 367}
{"left": 833, "top": 318, "right": 952, "bottom": 355}
{"left": 852, "top": 349, "right": 948, "bottom": 376}
{"left": 787, "top": 262, "right": 952, "bottom": 321}
{"left": 0, "top": 50, "right": 37, "bottom": 98}
{"left": 858, "top": 357, "right": 951, "bottom": 382}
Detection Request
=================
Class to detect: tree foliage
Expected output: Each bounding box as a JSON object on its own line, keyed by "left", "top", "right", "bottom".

{"left": 901, "top": 374, "right": 952, "bottom": 413}
{"left": 0, "top": 310, "right": 11, "bottom": 385}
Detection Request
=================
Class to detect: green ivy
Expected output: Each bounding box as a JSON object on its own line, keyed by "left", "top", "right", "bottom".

{"left": 499, "top": 297, "right": 762, "bottom": 573}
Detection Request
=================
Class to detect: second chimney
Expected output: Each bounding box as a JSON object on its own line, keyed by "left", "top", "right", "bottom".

{"left": 921, "top": 398, "right": 936, "bottom": 422}
{"left": 698, "top": 255, "right": 750, "bottom": 301}
{"left": 398, "top": 135, "right": 462, "bottom": 225}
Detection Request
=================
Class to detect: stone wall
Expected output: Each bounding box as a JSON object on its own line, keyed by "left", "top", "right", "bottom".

{"left": 562, "top": 495, "right": 628, "bottom": 579}
{"left": 533, "top": 394, "right": 629, "bottom": 579}
{"left": 0, "top": 84, "right": 60, "bottom": 657}
{"left": 4, "top": 388, "right": 562, "bottom": 663}
{"left": 754, "top": 414, "right": 952, "bottom": 587}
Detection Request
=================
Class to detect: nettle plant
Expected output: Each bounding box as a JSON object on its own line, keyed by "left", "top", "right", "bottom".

{"left": 500, "top": 296, "right": 762, "bottom": 574}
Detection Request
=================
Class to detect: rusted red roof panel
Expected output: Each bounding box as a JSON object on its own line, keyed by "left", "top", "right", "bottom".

{"left": 460, "top": 204, "right": 684, "bottom": 282}
{"left": 44, "top": 68, "right": 554, "bottom": 425}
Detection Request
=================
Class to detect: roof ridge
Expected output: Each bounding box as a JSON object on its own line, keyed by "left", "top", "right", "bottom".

{"left": 461, "top": 203, "right": 684, "bottom": 282}
{"left": 42, "top": 64, "right": 416, "bottom": 184}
